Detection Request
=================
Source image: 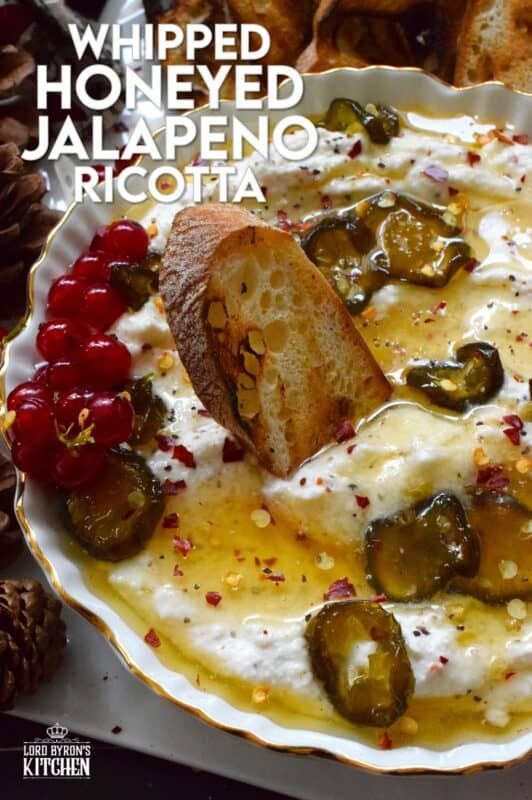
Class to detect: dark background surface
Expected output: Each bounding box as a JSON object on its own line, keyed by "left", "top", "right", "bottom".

{"left": 1, "top": 714, "right": 289, "bottom": 798}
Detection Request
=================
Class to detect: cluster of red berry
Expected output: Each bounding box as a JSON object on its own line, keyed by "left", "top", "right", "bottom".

{"left": 6, "top": 219, "right": 150, "bottom": 492}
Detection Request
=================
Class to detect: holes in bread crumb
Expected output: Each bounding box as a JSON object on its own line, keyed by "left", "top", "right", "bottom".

{"left": 260, "top": 291, "right": 272, "bottom": 312}
{"left": 270, "top": 270, "right": 285, "bottom": 289}
{"left": 274, "top": 293, "right": 287, "bottom": 311}
{"left": 263, "top": 320, "right": 288, "bottom": 353}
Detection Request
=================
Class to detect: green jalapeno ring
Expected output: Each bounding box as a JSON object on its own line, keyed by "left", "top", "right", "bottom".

{"left": 406, "top": 342, "right": 504, "bottom": 412}
{"left": 301, "top": 215, "right": 389, "bottom": 314}
{"left": 65, "top": 448, "right": 164, "bottom": 562}
{"left": 306, "top": 600, "right": 415, "bottom": 727}
{"left": 451, "top": 494, "right": 532, "bottom": 604}
{"left": 320, "top": 99, "right": 400, "bottom": 144}
{"left": 365, "top": 492, "right": 480, "bottom": 602}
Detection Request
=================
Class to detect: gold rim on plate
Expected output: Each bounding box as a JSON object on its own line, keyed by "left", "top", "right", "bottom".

{"left": 1, "top": 67, "right": 531, "bottom": 775}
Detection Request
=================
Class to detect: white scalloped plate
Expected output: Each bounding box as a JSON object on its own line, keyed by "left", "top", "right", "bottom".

{"left": 2, "top": 68, "right": 531, "bottom": 774}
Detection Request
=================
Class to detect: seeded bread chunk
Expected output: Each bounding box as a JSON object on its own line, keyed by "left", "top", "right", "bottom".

{"left": 454, "top": 0, "right": 532, "bottom": 92}
{"left": 160, "top": 204, "right": 390, "bottom": 477}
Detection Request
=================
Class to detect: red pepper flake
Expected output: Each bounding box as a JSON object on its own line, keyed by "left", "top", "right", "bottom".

{"left": 111, "top": 726, "right": 122, "bottom": 734}
{"left": 265, "top": 572, "right": 286, "bottom": 583}
{"left": 222, "top": 437, "right": 245, "bottom": 463}
{"left": 348, "top": 139, "right": 362, "bottom": 159}
{"left": 263, "top": 557, "right": 278, "bottom": 566}
{"left": 503, "top": 427, "right": 521, "bottom": 446}
{"left": 321, "top": 194, "right": 332, "bottom": 210}
{"left": 156, "top": 434, "right": 174, "bottom": 452}
{"left": 316, "top": 477, "right": 324, "bottom": 486}
{"left": 448, "top": 186, "right": 459, "bottom": 196}
{"left": 173, "top": 536, "right": 193, "bottom": 557}
{"left": 299, "top": 477, "right": 307, "bottom": 486}
{"left": 192, "top": 153, "right": 205, "bottom": 166}
{"left": 205, "top": 591, "right": 222, "bottom": 607}
{"left": 466, "top": 151, "right": 481, "bottom": 166}
{"left": 277, "top": 209, "right": 293, "bottom": 231}
{"left": 371, "top": 593, "right": 388, "bottom": 603}
{"left": 163, "top": 512, "right": 179, "bottom": 529}
{"left": 432, "top": 300, "right": 447, "bottom": 314}
{"left": 476, "top": 464, "right": 509, "bottom": 492}
{"left": 347, "top": 444, "right": 357, "bottom": 455}
{"left": 439, "top": 655, "right": 449, "bottom": 665}
{"left": 356, "top": 495, "right": 370, "bottom": 509}
{"left": 503, "top": 414, "right": 524, "bottom": 430}
{"left": 463, "top": 257, "right": 480, "bottom": 273}
{"left": 173, "top": 444, "right": 196, "bottom": 468}
{"left": 512, "top": 134, "right": 529, "bottom": 145}
{"left": 335, "top": 420, "right": 355, "bottom": 443}
{"left": 197, "top": 408, "right": 211, "bottom": 417}
{"left": 505, "top": 671, "right": 516, "bottom": 681}
{"left": 422, "top": 164, "right": 448, "bottom": 183}
{"left": 378, "top": 732, "right": 392, "bottom": 750}
{"left": 494, "top": 129, "right": 513, "bottom": 145}
{"left": 144, "top": 628, "right": 161, "bottom": 648}
{"left": 173, "top": 564, "right": 183, "bottom": 577}
{"left": 162, "top": 479, "right": 187, "bottom": 495}
{"left": 324, "top": 577, "right": 356, "bottom": 601}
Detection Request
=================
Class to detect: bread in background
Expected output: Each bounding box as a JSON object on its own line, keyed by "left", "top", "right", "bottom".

{"left": 455, "top": 0, "right": 532, "bottom": 92}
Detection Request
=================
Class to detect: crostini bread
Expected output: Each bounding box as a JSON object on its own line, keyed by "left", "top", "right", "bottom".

{"left": 454, "top": 0, "right": 532, "bottom": 92}
{"left": 160, "top": 204, "right": 390, "bottom": 477}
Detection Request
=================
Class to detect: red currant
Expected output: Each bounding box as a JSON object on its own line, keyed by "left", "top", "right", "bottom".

{"left": 81, "top": 283, "right": 126, "bottom": 330}
{"left": 11, "top": 399, "right": 56, "bottom": 445}
{"left": 87, "top": 393, "right": 135, "bottom": 446}
{"left": 101, "top": 220, "right": 149, "bottom": 262}
{"left": 48, "top": 275, "right": 87, "bottom": 318}
{"left": 0, "top": 326, "right": 8, "bottom": 341}
{"left": 79, "top": 335, "right": 131, "bottom": 389}
{"left": 47, "top": 360, "right": 83, "bottom": 391}
{"left": 11, "top": 440, "right": 57, "bottom": 483}
{"left": 33, "top": 363, "right": 51, "bottom": 385}
{"left": 55, "top": 389, "right": 95, "bottom": 429}
{"left": 7, "top": 381, "right": 51, "bottom": 411}
{"left": 52, "top": 445, "right": 105, "bottom": 490}
{"left": 37, "top": 319, "right": 87, "bottom": 362}
{"left": 72, "top": 252, "right": 110, "bottom": 282}
{"left": 90, "top": 227, "right": 107, "bottom": 253}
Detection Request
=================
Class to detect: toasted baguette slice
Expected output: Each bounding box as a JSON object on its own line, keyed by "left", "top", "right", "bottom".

{"left": 160, "top": 204, "right": 390, "bottom": 477}
{"left": 454, "top": 0, "right": 532, "bottom": 92}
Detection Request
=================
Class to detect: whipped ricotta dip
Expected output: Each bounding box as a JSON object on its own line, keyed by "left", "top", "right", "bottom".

{"left": 86, "top": 107, "right": 532, "bottom": 748}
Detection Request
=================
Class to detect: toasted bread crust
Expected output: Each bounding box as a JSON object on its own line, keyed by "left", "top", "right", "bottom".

{"left": 161, "top": 204, "right": 390, "bottom": 476}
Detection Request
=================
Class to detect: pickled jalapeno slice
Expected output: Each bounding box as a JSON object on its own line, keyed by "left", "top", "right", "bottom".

{"left": 452, "top": 494, "right": 532, "bottom": 603}
{"left": 356, "top": 192, "right": 471, "bottom": 288}
{"left": 306, "top": 600, "right": 414, "bottom": 727}
{"left": 365, "top": 493, "right": 480, "bottom": 601}
{"left": 110, "top": 258, "right": 159, "bottom": 311}
{"left": 65, "top": 449, "right": 164, "bottom": 561}
{"left": 321, "top": 99, "right": 400, "bottom": 144}
{"left": 124, "top": 376, "right": 166, "bottom": 446}
{"left": 301, "top": 216, "right": 388, "bottom": 313}
{"left": 406, "top": 342, "right": 504, "bottom": 411}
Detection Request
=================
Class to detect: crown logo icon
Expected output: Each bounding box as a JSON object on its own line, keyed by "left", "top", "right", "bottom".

{"left": 46, "top": 723, "right": 69, "bottom": 740}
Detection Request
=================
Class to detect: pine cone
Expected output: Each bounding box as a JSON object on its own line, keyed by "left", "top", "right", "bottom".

{"left": 0, "top": 460, "right": 23, "bottom": 569}
{"left": 0, "top": 142, "right": 60, "bottom": 320}
{"left": 0, "top": 578, "right": 67, "bottom": 710}
{"left": 0, "top": 44, "right": 37, "bottom": 149}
